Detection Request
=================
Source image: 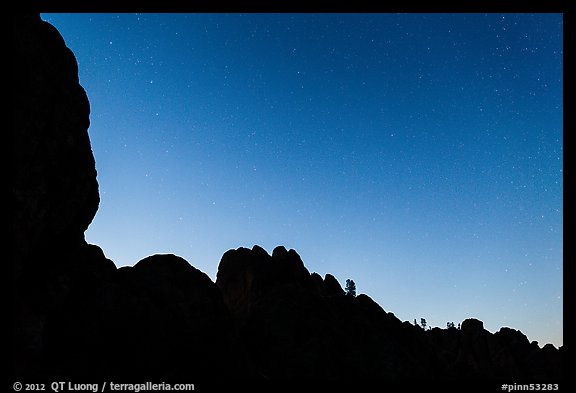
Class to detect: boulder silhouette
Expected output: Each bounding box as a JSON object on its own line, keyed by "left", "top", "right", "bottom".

{"left": 13, "top": 14, "right": 103, "bottom": 377}
{"left": 42, "top": 254, "right": 253, "bottom": 379}
{"left": 12, "top": 14, "right": 251, "bottom": 380}
{"left": 216, "top": 246, "right": 436, "bottom": 379}
{"left": 13, "top": 14, "right": 99, "bottom": 278}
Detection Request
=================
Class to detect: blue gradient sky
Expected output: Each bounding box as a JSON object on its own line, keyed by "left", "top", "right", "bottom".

{"left": 42, "top": 13, "right": 563, "bottom": 347}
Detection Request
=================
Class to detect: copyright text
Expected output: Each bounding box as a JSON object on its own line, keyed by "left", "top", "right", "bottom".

{"left": 12, "top": 382, "right": 194, "bottom": 393}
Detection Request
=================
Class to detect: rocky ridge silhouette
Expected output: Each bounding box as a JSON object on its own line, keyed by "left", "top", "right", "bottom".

{"left": 13, "top": 14, "right": 562, "bottom": 382}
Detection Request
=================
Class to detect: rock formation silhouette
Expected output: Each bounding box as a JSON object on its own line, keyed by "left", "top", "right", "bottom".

{"left": 12, "top": 14, "right": 562, "bottom": 382}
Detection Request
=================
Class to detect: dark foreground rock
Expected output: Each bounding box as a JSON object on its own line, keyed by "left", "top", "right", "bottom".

{"left": 13, "top": 12, "right": 102, "bottom": 377}
{"left": 12, "top": 13, "right": 562, "bottom": 382}
{"left": 42, "top": 254, "right": 253, "bottom": 380}
{"left": 216, "top": 246, "right": 563, "bottom": 380}
{"left": 12, "top": 14, "right": 251, "bottom": 381}
{"left": 13, "top": 14, "right": 99, "bottom": 280}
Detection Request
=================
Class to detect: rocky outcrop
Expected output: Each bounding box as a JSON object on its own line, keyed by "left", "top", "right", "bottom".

{"left": 13, "top": 14, "right": 99, "bottom": 278}
{"left": 216, "top": 246, "right": 436, "bottom": 379}
{"left": 12, "top": 14, "right": 251, "bottom": 381}
{"left": 216, "top": 246, "right": 563, "bottom": 380}
{"left": 216, "top": 245, "right": 312, "bottom": 318}
{"left": 13, "top": 12, "right": 104, "bottom": 378}
{"left": 42, "top": 254, "right": 253, "bottom": 379}
{"left": 12, "top": 13, "right": 562, "bottom": 382}
{"left": 426, "top": 319, "right": 563, "bottom": 380}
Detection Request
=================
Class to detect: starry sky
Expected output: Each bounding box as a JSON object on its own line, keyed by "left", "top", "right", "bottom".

{"left": 42, "top": 13, "right": 563, "bottom": 347}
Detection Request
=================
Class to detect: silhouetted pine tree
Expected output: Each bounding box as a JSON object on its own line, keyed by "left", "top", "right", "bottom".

{"left": 345, "top": 279, "right": 356, "bottom": 297}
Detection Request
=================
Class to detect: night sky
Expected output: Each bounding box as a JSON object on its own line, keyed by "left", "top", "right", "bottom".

{"left": 42, "top": 13, "right": 563, "bottom": 347}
